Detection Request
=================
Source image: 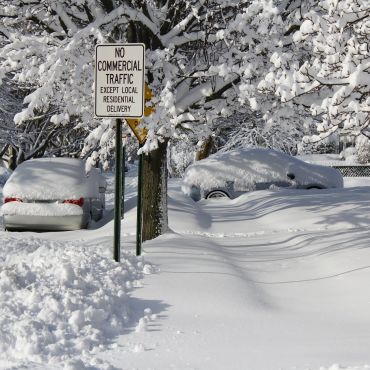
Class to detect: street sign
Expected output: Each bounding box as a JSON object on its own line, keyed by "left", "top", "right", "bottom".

{"left": 94, "top": 43, "right": 146, "bottom": 262}
{"left": 95, "top": 43, "right": 145, "bottom": 118}
{"left": 126, "top": 84, "right": 154, "bottom": 144}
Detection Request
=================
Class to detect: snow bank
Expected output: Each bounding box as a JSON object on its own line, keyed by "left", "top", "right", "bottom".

{"left": 1, "top": 202, "right": 83, "bottom": 216}
{"left": 182, "top": 148, "right": 343, "bottom": 195}
{"left": 3, "top": 158, "right": 106, "bottom": 200}
{"left": 0, "top": 235, "right": 152, "bottom": 368}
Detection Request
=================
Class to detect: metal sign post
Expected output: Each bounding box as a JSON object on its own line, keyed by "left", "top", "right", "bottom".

{"left": 95, "top": 43, "right": 145, "bottom": 262}
{"left": 136, "top": 144, "right": 144, "bottom": 256}
{"left": 114, "top": 119, "right": 123, "bottom": 262}
{"left": 121, "top": 143, "right": 126, "bottom": 219}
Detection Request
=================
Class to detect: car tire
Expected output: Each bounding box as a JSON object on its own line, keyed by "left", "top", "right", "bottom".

{"left": 306, "top": 185, "right": 324, "bottom": 190}
{"left": 206, "top": 190, "right": 230, "bottom": 199}
{"left": 91, "top": 207, "right": 103, "bottom": 222}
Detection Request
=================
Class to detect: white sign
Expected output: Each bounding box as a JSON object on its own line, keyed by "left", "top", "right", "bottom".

{"left": 95, "top": 43, "right": 145, "bottom": 118}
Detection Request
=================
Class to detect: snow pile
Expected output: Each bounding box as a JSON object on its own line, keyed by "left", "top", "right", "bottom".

{"left": 182, "top": 148, "right": 343, "bottom": 195}
{"left": 3, "top": 158, "right": 106, "bottom": 200}
{"left": 1, "top": 202, "right": 83, "bottom": 216}
{"left": 0, "top": 235, "right": 151, "bottom": 368}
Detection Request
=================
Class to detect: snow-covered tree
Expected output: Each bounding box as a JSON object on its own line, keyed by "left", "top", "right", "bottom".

{"left": 1, "top": 0, "right": 295, "bottom": 240}
{"left": 7, "top": 0, "right": 363, "bottom": 240}
{"left": 213, "top": 111, "right": 305, "bottom": 155}
{"left": 0, "top": 76, "right": 86, "bottom": 169}
{"left": 260, "top": 0, "right": 369, "bottom": 147}
{"left": 0, "top": 76, "right": 20, "bottom": 166}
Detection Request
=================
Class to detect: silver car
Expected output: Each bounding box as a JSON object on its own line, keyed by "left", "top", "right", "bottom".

{"left": 2, "top": 158, "right": 106, "bottom": 231}
{"left": 182, "top": 148, "right": 344, "bottom": 201}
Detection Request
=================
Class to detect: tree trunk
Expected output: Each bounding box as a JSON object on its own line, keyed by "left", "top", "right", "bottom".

{"left": 126, "top": 19, "right": 168, "bottom": 242}
{"left": 8, "top": 146, "right": 17, "bottom": 170}
{"left": 142, "top": 139, "right": 169, "bottom": 242}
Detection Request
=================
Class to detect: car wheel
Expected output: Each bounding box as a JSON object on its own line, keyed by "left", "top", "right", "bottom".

{"left": 206, "top": 190, "right": 230, "bottom": 199}
{"left": 306, "top": 185, "right": 324, "bottom": 190}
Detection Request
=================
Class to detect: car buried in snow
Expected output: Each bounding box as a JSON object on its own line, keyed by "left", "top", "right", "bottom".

{"left": 182, "top": 148, "right": 343, "bottom": 201}
{"left": 1, "top": 158, "right": 106, "bottom": 231}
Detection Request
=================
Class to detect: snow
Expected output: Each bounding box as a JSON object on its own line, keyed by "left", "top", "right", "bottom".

{"left": 298, "top": 153, "right": 370, "bottom": 166}
{"left": 0, "top": 171, "right": 370, "bottom": 369}
{"left": 3, "top": 158, "right": 106, "bottom": 200}
{"left": 298, "top": 153, "right": 349, "bottom": 166}
{"left": 182, "top": 148, "right": 343, "bottom": 195}
{"left": 1, "top": 202, "right": 83, "bottom": 216}
{"left": 0, "top": 234, "right": 153, "bottom": 369}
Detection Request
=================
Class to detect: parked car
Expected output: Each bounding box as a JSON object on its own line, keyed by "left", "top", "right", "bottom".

{"left": 182, "top": 148, "right": 343, "bottom": 201}
{"left": 2, "top": 158, "right": 106, "bottom": 231}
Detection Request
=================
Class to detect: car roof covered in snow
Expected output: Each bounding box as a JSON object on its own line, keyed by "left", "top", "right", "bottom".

{"left": 3, "top": 157, "right": 106, "bottom": 200}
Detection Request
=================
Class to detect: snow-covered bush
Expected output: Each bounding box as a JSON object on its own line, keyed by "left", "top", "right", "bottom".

{"left": 298, "top": 134, "right": 340, "bottom": 155}
{"left": 214, "top": 112, "right": 304, "bottom": 155}
{"left": 340, "top": 146, "right": 358, "bottom": 164}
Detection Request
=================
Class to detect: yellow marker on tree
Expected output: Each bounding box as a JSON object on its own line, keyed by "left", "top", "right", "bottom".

{"left": 126, "top": 84, "right": 155, "bottom": 144}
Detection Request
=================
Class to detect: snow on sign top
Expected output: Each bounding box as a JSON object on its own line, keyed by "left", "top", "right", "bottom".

{"left": 95, "top": 43, "right": 145, "bottom": 118}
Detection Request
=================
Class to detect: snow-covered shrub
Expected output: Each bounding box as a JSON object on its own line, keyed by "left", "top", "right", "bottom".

{"left": 298, "top": 135, "right": 339, "bottom": 155}
{"left": 340, "top": 146, "right": 358, "bottom": 164}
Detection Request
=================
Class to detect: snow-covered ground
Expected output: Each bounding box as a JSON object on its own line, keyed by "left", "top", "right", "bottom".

{"left": 1, "top": 171, "right": 370, "bottom": 370}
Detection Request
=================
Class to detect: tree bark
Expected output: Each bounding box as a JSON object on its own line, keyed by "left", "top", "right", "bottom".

{"left": 141, "top": 139, "right": 169, "bottom": 242}
{"left": 8, "top": 146, "right": 17, "bottom": 170}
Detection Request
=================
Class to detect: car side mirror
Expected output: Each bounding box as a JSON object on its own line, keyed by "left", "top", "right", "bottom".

{"left": 287, "top": 173, "right": 295, "bottom": 180}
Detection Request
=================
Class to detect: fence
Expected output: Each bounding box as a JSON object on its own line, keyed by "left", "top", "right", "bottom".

{"left": 332, "top": 166, "right": 370, "bottom": 177}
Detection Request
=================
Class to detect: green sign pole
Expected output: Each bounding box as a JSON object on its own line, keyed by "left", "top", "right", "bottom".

{"left": 114, "top": 118, "right": 123, "bottom": 262}
{"left": 121, "top": 143, "right": 126, "bottom": 219}
{"left": 136, "top": 143, "right": 144, "bottom": 256}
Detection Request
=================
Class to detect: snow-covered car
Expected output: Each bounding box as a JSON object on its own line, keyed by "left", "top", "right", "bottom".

{"left": 182, "top": 148, "right": 343, "bottom": 201}
{"left": 2, "top": 158, "right": 106, "bottom": 231}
